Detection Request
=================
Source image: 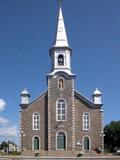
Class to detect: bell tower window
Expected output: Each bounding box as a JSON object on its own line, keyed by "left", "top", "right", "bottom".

{"left": 58, "top": 54, "right": 64, "bottom": 66}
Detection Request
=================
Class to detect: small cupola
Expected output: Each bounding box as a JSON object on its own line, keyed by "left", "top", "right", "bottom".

{"left": 92, "top": 88, "right": 102, "bottom": 105}
{"left": 20, "top": 88, "right": 30, "bottom": 107}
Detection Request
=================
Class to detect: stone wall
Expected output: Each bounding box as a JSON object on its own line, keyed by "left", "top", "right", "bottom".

{"left": 21, "top": 93, "right": 48, "bottom": 150}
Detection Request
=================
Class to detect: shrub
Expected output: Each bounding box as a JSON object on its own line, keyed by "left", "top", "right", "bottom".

{"left": 8, "top": 151, "right": 21, "bottom": 155}
{"left": 35, "top": 152, "right": 39, "bottom": 157}
{"left": 94, "top": 148, "right": 101, "bottom": 154}
{"left": 77, "top": 152, "right": 83, "bottom": 157}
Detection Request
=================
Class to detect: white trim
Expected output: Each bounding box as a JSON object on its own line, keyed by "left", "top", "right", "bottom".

{"left": 83, "top": 112, "right": 90, "bottom": 131}
{"left": 48, "top": 79, "right": 51, "bottom": 151}
{"left": 32, "top": 112, "right": 40, "bottom": 130}
{"left": 19, "top": 110, "right": 22, "bottom": 151}
{"left": 32, "top": 135, "right": 40, "bottom": 151}
{"left": 55, "top": 51, "right": 68, "bottom": 69}
{"left": 29, "top": 91, "right": 47, "bottom": 107}
{"left": 71, "top": 79, "right": 75, "bottom": 150}
{"left": 82, "top": 135, "right": 91, "bottom": 151}
{"left": 56, "top": 98, "right": 67, "bottom": 121}
{"left": 56, "top": 130, "right": 67, "bottom": 150}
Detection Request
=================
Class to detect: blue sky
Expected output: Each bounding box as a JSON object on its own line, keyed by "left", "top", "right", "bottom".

{"left": 0, "top": 0, "right": 120, "bottom": 144}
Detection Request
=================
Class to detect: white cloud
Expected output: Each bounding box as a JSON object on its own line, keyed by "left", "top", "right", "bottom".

{"left": 0, "top": 116, "right": 18, "bottom": 137}
{"left": 0, "top": 117, "right": 9, "bottom": 125}
{"left": 0, "top": 125, "right": 17, "bottom": 137}
{"left": 0, "top": 99, "right": 18, "bottom": 138}
{"left": 0, "top": 98, "right": 6, "bottom": 111}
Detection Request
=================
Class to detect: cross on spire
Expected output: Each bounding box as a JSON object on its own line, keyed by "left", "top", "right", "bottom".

{"left": 58, "top": 0, "right": 62, "bottom": 6}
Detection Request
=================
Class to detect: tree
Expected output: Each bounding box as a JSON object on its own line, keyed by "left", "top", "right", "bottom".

{"left": 104, "top": 120, "right": 120, "bottom": 152}
{"left": 0, "top": 141, "right": 9, "bottom": 153}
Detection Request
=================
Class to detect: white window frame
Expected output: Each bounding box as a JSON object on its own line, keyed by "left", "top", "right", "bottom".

{"left": 32, "top": 112, "right": 40, "bottom": 130}
{"left": 32, "top": 135, "right": 40, "bottom": 151}
{"left": 56, "top": 130, "right": 67, "bottom": 150}
{"left": 82, "top": 135, "right": 91, "bottom": 151}
{"left": 56, "top": 99, "right": 67, "bottom": 121}
{"left": 83, "top": 112, "right": 90, "bottom": 130}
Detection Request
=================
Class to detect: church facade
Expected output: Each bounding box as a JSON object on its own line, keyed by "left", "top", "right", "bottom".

{"left": 20, "top": 5, "right": 104, "bottom": 154}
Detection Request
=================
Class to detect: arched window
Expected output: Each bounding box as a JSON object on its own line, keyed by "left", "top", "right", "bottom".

{"left": 58, "top": 79, "right": 64, "bottom": 89}
{"left": 33, "top": 113, "right": 40, "bottom": 130}
{"left": 83, "top": 136, "right": 91, "bottom": 151}
{"left": 83, "top": 113, "right": 90, "bottom": 130}
{"left": 56, "top": 131, "right": 66, "bottom": 150}
{"left": 56, "top": 99, "right": 67, "bottom": 121}
{"left": 33, "top": 136, "right": 40, "bottom": 150}
{"left": 58, "top": 54, "right": 64, "bottom": 66}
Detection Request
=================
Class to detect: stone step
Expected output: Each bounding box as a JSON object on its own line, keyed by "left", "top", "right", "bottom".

{"left": 22, "top": 150, "right": 104, "bottom": 157}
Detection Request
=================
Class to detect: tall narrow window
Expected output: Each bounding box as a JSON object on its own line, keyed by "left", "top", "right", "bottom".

{"left": 58, "top": 54, "right": 64, "bottom": 66}
{"left": 56, "top": 99, "right": 67, "bottom": 121}
{"left": 83, "top": 113, "right": 90, "bottom": 130}
{"left": 33, "top": 113, "right": 40, "bottom": 130}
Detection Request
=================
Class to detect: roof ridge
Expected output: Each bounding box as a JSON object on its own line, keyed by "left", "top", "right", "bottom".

{"left": 29, "top": 90, "right": 48, "bottom": 106}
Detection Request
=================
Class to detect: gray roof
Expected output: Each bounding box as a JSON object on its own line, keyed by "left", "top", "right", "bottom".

{"left": 74, "top": 90, "right": 101, "bottom": 109}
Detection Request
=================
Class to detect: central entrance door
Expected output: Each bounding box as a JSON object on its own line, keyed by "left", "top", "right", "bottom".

{"left": 57, "top": 131, "right": 66, "bottom": 150}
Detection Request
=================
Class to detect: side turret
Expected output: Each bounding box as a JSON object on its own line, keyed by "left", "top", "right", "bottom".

{"left": 92, "top": 88, "right": 102, "bottom": 105}
{"left": 20, "top": 88, "right": 30, "bottom": 108}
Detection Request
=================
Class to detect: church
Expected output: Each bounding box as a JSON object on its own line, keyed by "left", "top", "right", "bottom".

{"left": 20, "top": 4, "right": 104, "bottom": 155}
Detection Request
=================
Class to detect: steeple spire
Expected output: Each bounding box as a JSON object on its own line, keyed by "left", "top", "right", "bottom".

{"left": 53, "top": 3, "right": 69, "bottom": 47}
{"left": 48, "top": 2, "right": 75, "bottom": 77}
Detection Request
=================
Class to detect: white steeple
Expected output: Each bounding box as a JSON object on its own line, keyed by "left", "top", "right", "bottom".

{"left": 53, "top": 5, "right": 69, "bottom": 47}
{"left": 48, "top": 3, "right": 75, "bottom": 77}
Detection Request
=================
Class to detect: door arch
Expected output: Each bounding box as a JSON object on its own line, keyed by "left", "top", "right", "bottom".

{"left": 56, "top": 131, "right": 66, "bottom": 150}
{"left": 32, "top": 136, "right": 40, "bottom": 150}
{"left": 82, "top": 136, "right": 91, "bottom": 151}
